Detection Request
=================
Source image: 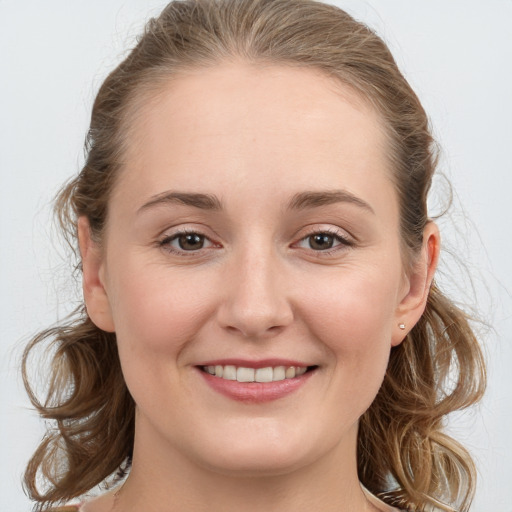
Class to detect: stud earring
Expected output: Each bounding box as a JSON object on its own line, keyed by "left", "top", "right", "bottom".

{"left": 398, "top": 323, "right": 406, "bottom": 330}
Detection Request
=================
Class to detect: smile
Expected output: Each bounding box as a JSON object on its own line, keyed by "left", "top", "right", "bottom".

{"left": 201, "top": 365, "right": 309, "bottom": 383}
{"left": 197, "top": 361, "right": 317, "bottom": 402}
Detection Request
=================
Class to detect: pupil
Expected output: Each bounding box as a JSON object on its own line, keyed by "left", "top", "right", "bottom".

{"left": 179, "top": 233, "right": 203, "bottom": 250}
{"left": 310, "top": 234, "right": 333, "bottom": 250}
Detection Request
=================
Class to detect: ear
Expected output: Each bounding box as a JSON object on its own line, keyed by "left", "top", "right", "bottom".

{"left": 78, "top": 216, "right": 115, "bottom": 332}
{"left": 391, "top": 222, "right": 440, "bottom": 346}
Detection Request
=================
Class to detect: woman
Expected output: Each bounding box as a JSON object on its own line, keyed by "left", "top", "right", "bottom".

{"left": 22, "top": 1, "right": 486, "bottom": 511}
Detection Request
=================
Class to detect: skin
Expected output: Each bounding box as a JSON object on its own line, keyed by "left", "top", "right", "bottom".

{"left": 79, "top": 62, "right": 439, "bottom": 512}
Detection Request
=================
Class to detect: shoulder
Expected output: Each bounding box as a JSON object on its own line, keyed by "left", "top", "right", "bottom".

{"left": 49, "top": 507, "right": 81, "bottom": 512}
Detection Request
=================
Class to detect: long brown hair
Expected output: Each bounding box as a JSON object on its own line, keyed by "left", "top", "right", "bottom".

{"left": 22, "top": 1, "right": 486, "bottom": 510}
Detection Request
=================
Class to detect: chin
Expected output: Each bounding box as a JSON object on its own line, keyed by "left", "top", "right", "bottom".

{"left": 186, "top": 423, "right": 333, "bottom": 478}
{"left": 200, "top": 449, "right": 314, "bottom": 478}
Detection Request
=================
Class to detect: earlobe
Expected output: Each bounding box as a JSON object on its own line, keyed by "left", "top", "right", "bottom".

{"left": 392, "top": 222, "right": 440, "bottom": 346}
{"left": 78, "top": 217, "right": 115, "bottom": 333}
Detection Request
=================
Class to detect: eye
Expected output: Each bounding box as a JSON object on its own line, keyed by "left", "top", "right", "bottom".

{"left": 175, "top": 233, "right": 207, "bottom": 251}
{"left": 159, "top": 230, "right": 216, "bottom": 254}
{"left": 295, "top": 229, "right": 353, "bottom": 253}
{"left": 307, "top": 233, "right": 337, "bottom": 251}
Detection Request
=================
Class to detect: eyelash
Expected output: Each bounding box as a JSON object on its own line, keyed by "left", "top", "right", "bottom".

{"left": 294, "top": 227, "right": 354, "bottom": 256}
{"left": 158, "top": 229, "right": 216, "bottom": 256}
{"left": 158, "top": 227, "right": 354, "bottom": 257}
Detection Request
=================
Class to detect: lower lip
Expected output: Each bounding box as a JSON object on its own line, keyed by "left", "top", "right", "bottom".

{"left": 197, "top": 368, "right": 315, "bottom": 403}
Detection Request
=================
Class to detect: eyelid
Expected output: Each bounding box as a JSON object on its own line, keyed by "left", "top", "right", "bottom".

{"left": 158, "top": 226, "right": 221, "bottom": 256}
{"left": 292, "top": 225, "right": 355, "bottom": 254}
{"left": 156, "top": 223, "right": 355, "bottom": 258}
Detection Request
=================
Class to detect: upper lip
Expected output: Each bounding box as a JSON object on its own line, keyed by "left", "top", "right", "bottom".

{"left": 195, "top": 358, "right": 314, "bottom": 369}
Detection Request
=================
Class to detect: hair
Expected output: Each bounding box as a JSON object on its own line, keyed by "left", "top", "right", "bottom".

{"left": 22, "top": 1, "right": 486, "bottom": 511}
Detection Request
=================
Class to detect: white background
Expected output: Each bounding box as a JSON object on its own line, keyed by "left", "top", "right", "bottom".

{"left": 1, "top": 1, "right": 511, "bottom": 510}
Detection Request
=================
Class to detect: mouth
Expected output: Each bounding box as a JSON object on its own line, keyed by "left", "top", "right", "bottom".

{"left": 196, "top": 362, "right": 318, "bottom": 402}
{"left": 200, "top": 364, "right": 315, "bottom": 382}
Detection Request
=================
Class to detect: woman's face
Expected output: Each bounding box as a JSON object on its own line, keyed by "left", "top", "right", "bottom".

{"left": 82, "top": 62, "right": 433, "bottom": 476}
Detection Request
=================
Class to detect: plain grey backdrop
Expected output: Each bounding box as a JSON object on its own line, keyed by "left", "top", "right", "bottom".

{"left": 1, "top": 1, "right": 511, "bottom": 510}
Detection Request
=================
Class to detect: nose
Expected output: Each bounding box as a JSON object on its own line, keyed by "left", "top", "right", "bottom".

{"left": 216, "top": 247, "right": 294, "bottom": 339}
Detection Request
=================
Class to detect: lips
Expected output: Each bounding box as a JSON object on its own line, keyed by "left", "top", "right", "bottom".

{"left": 196, "top": 360, "right": 317, "bottom": 403}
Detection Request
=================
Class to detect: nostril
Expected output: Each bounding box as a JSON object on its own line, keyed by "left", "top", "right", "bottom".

{"left": 222, "top": 323, "right": 286, "bottom": 339}
{"left": 216, "top": 286, "right": 294, "bottom": 339}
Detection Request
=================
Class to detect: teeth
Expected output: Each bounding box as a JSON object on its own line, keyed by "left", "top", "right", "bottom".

{"left": 237, "top": 367, "right": 255, "bottom": 382}
{"left": 255, "top": 367, "right": 273, "bottom": 383}
{"left": 273, "top": 366, "right": 286, "bottom": 381}
{"left": 285, "top": 366, "right": 296, "bottom": 379}
{"left": 203, "top": 364, "right": 310, "bottom": 382}
{"left": 223, "top": 365, "right": 237, "bottom": 380}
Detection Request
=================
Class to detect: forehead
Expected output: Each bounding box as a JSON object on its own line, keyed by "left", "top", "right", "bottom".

{"left": 112, "top": 62, "right": 395, "bottom": 216}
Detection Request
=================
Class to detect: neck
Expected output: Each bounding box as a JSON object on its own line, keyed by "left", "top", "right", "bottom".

{"left": 114, "top": 418, "right": 372, "bottom": 512}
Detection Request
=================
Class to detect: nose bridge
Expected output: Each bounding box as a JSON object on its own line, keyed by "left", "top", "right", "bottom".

{"left": 218, "top": 237, "right": 293, "bottom": 338}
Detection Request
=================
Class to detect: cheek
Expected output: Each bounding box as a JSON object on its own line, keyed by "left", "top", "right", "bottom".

{"left": 299, "top": 265, "right": 400, "bottom": 372}
{"left": 106, "top": 262, "right": 218, "bottom": 414}
{"left": 107, "top": 261, "right": 216, "bottom": 355}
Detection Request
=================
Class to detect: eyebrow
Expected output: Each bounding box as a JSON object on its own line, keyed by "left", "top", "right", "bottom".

{"left": 137, "top": 189, "right": 374, "bottom": 214}
{"left": 287, "top": 190, "right": 375, "bottom": 214}
{"left": 138, "top": 191, "right": 222, "bottom": 213}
